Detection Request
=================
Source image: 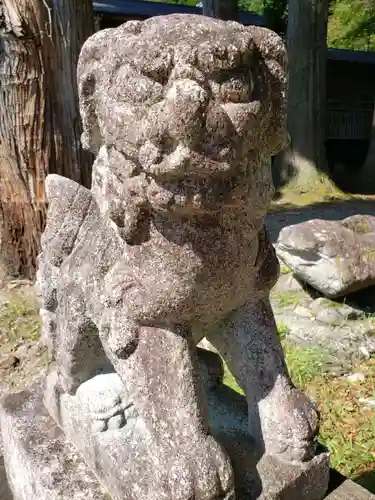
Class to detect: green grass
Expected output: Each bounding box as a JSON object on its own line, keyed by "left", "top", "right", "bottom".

{"left": 277, "top": 321, "right": 290, "bottom": 341}
{"left": 0, "top": 292, "right": 41, "bottom": 346}
{"left": 272, "top": 291, "right": 303, "bottom": 308}
{"left": 222, "top": 343, "right": 375, "bottom": 492}
{"left": 271, "top": 174, "right": 351, "bottom": 212}
{"left": 284, "top": 343, "right": 331, "bottom": 386}
{"left": 223, "top": 361, "right": 244, "bottom": 395}
{"left": 279, "top": 264, "right": 291, "bottom": 275}
{"left": 318, "top": 298, "right": 343, "bottom": 309}
{"left": 306, "top": 357, "right": 375, "bottom": 490}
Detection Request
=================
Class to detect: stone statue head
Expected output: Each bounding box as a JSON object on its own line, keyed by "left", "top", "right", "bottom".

{"left": 77, "top": 14, "right": 288, "bottom": 239}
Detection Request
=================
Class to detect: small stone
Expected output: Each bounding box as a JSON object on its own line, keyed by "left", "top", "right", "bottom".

{"left": 0, "top": 354, "right": 20, "bottom": 371}
{"left": 358, "top": 398, "right": 375, "bottom": 407}
{"left": 346, "top": 373, "right": 366, "bottom": 382}
{"left": 338, "top": 306, "right": 363, "bottom": 320}
{"left": 14, "top": 342, "right": 33, "bottom": 359}
{"left": 272, "top": 273, "right": 304, "bottom": 294}
{"left": 359, "top": 346, "right": 371, "bottom": 359}
{"left": 310, "top": 297, "right": 338, "bottom": 313}
{"left": 322, "top": 362, "right": 349, "bottom": 377}
{"left": 7, "top": 279, "right": 33, "bottom": 288}
{"left": 316, "top": 309, "right": 342, "bottom": 326}
{"left": 294, "top": 306, "right": 311, "bottom": 318}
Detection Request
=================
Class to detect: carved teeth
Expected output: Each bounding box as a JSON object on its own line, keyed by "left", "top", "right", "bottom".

{"left": 92, "top": 401, "right": 134, "bottom": 421}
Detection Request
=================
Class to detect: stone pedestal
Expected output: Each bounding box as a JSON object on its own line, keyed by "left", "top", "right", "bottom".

{"left": 1, "top": 376, "right": 329, "bottom": 500}
{"left": 0, "top": 386, "right": 108, "bottom": 500}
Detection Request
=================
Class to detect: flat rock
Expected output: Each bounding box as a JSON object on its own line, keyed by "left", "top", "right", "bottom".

{"left": 274, "top": 313, "right": 375, "bottom": 361}
{"left": 0, "top": 385, "right": 109, "bottom": 500}
{"left": 272, "top": 272, "right": 305, "bottom": 294}
{"left": 276, "top": 215, "right": 375, "bottom": 298}
{"left": 316, "top": 309, "right": 342, "bottom": 326}
{"left": 294, "top": 305, "right": 312, "bottom": 318}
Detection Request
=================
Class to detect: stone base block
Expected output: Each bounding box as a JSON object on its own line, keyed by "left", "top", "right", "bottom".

{"left": 44, "top": 370, "right": 329, "bottom": 500}
{"left": 0, "top": 386, "right": 109, "bottom": 500}
{"left": 217, "top": 430, "right": 330, "bottom": 500}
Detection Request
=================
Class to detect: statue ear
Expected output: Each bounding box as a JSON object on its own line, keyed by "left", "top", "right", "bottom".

{"left": 246, "top": 26, "right": 287, "bottom": 72}
{"left": 77, "top": 29, "right": 114, "bottom": 154}
{"left": 246, "top": 26, "right": 289, "bottom": 156}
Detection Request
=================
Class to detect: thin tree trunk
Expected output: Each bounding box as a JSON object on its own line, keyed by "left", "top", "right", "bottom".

{"left": 202, "top": 0, "right": 238, "bottom": 21}
{"left": 280, "top": 0, "right": 329, "bottom": 188}
{"left": 357, "top": 100, "right": 375, "bottom": 193}
{"left": 0, "top": 0, "right": 94, "bottom": 278}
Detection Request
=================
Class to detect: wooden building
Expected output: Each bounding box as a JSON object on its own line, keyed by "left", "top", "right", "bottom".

{"left": 93, "top": 0, "right": 375, "bottom": 172}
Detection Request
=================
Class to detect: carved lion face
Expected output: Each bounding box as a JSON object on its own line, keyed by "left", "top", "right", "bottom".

{"left": 78, "top": 15, "right": 287, "bottom": 218}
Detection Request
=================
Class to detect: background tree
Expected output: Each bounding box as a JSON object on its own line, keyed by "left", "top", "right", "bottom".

{"left": 327, "top": 0, "right": 375, "bottom": 192}
{"left": 263, "top": 0, "right": 287, "bottom": 36}
{"left": 0, "top": 0, "right": 94, "bottom": 278}
{"left": 238, "top": 0, "right": 263, "bottom": 12}
{"left": 328, "top": 0, "right": 375, "bottom": 51}
{"left": 202, "top": 0, "right": 238, "bottom": 20}
{"left": 278, "top": 0, "right": 330, "bottom": 189}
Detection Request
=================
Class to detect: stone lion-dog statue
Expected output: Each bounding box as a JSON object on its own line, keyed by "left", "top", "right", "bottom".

{"left": 37, "top": 14, "right": 326, "bottom": 500}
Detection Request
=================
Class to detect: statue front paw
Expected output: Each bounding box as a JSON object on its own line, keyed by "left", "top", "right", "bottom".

{"left": 154, "top": 434, "right": 235, "bottom": 500}
{"left": 259, "top": 385, "right": 320, "bottom": 462}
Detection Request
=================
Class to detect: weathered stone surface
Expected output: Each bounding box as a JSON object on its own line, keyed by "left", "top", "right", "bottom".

{"left": 272, "top": 271, "right": 305, "bottom": 294}
{"left": 276, "top": 215, "right": 375, "bottom": 298}
{"left": 273, "top": 311, "right": 375, "bottom": 362}
{"left": 0, "top": 385, "right": 109, "bottom": 500}
{"left": 315, "top": 308, "right": 342, "bottom": 326}
{"left": 217, "top": 430, "right": 330, "bottom": 500}
{"left": 46, "top": 366, "right": 329, "bottom": 500}
{"left": 19, "top": 13, "right": 328, "bottom": 500}
{"left": 45, "top": 366, "right": 249, "bottom": 500}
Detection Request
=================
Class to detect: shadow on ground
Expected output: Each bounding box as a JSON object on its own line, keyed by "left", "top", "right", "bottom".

{"left": 266, "top": 198, "right": 375, "bottom": 243}
{"left": 0, "top": 456, "right": 12, "bottom": 500}
{"left": 355, "top": 470, "right": 375, "bottom": 495}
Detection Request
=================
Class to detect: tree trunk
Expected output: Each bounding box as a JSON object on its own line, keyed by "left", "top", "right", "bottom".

{"left": 202, "top": 0, "right": 238, "bottom": 21}
{"left": 0, "top": 0, "right": 94, "bottom": 279}
{"left": 357, "top": 100, "right": 375, "bottom": 193}
{"left": 280, "top": 0, "right": 329, "bottom": 188}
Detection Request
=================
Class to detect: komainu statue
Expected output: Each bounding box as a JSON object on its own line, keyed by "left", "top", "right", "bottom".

{"left": 1, "top": 14, "right": 329, "bottom": 500}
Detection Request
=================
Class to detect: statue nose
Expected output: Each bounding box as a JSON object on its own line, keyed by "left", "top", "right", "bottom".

{"left": 163, "top": 79, "right": 209, "bottom": 147}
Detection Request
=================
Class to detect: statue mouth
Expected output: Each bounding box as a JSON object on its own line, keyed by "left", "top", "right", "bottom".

{"left": 141, "top": 142, "right": 243, "bottom": 183}
{"left": 145, "top": 162, "right": 253, "bottom": 215}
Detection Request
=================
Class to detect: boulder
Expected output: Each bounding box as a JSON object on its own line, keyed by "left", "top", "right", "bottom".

{"left": 276, "top": 215, "right": 375, "bottom": 298}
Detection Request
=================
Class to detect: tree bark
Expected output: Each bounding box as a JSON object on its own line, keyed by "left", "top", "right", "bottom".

{"left": 357, "top": 100, "right": 375, "bottom": 193}
{"left": 202, "top": 0, "right": 238, "bottom": 21}
{"left": 280, "top": 0, "right": 329, "bottom": 188}
{"left": 0, "top": 0, "right": 94, "bottom": 278}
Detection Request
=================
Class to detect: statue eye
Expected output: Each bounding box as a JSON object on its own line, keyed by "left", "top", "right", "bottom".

{"left": 219, "top": 73, "right": 253, "bottom": 104}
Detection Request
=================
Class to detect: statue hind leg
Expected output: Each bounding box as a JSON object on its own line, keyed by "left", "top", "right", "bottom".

{"left": 207, "top": 232, "right": 320, "bottom": 463}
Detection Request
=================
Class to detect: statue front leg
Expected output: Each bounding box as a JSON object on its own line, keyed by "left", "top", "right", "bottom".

{"left": 98, "top": 311, "right": 235, "bottom": 500}
{"left": 208, "top": 297, "right": 319, "bottom": 463}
